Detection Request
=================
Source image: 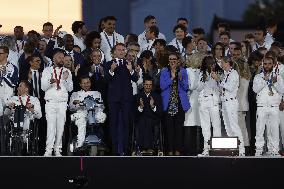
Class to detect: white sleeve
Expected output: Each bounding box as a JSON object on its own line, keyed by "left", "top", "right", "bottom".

{"left": 253, "top": 74, "right": 267, "bottom": 93}
{"left": 136, "top": 68, "right": 143, "bottom": 88}
{"left": 138, "top": 106, "right": 143, "bottom": 112}
{"left": 32, "top": 97, "right": 42, "bottom": 119}
{"left": 187, "top": 69, "right": 197, "bottom": 90}
{"left": 196, "top": 73, "right": 205, "bottom": 92}
{"left": 92, "top": 91, "right": 104, "bottom": 111}
{"left": 69, "top": 92, "right": 79, "bottom": 111}
{"left": 273, "top": 75, "right": 284, "bottom": 94}
{"left": 41, "top": 68, "right": 52, "bottom": 92}
{"left": 109, "top": 70, "right": 115, "bottom": 76}
{"left": 220, "top": 71, "right": 239, "bottom": 92}
{"left": 63, "top": 69, "right": 73, "bottom": 92}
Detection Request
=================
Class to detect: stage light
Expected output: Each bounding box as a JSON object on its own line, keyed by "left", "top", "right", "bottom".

{"left": 68, "top": 175, "right": 89, "bottom": 188}
{"left": 209, "top": 137, "right": 239, "bottom": 156}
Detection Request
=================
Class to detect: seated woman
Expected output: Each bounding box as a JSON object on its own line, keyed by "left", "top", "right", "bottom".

{"left": 160, "top": 52, "right": 190, "bottom": 156}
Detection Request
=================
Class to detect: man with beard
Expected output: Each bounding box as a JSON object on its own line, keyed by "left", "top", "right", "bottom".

{"left": 100, "top": 16, "right": 124, "bottom": 62}
{"left": 72, "top": 21, "right": 88, "bottom": 52}
{"left": 41, "top": 49, "right": 73, "bottom": 156}
{"left": 253, "top": 56, "right": 284, "bottom": 156}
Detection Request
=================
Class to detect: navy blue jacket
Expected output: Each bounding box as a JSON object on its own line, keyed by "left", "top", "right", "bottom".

{"left": 104, "top": 59, "right": 138, "bottom": 103}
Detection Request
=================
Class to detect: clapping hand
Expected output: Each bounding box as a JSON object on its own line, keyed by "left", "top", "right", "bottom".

{"left": 126, "top": 60, "right": 133, "bottom": 73}
{"left": 8, "top": 103, "right": 15, "bottom": 110}
{"left": 139, "top": 98, "right": 144, "bottom": 109}
{"left": 150, "top": 96, "right": 155, "bottom": 108}
{"left": 63, "top": 70, "right": 69, "bottom": 80}
{"left": 26, "top": 103, "right": 34, "bottom": 112}
{"left": 273, "top": 76, "right": 277, "bottom": 83}
{"left": 135, "top": 64, "right": 140, "bottom": 74}
{"left": 110, "top": 62, "right": 118, "bottom": 73}
{"left": 211, "top": 71, "right": 220, "bottom": 81}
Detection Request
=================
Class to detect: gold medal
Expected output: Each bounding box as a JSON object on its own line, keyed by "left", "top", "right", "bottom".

{"left": 268, "top": 91, "right": 274, "bottom": 96}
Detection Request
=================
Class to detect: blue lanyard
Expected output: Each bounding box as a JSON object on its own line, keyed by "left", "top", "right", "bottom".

{"left": 265, "top": 72, "right": 273, "bottom": 89}
{"left": 104, "top": 32, "right": 115, "bottom": 49}
{"left": 176, "top": 39, "right": 184, "bottom": 54}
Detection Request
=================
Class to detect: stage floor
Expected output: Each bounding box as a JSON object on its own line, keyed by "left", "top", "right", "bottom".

{"left": 0, "top": 156, "right": 283, "bottom": 188}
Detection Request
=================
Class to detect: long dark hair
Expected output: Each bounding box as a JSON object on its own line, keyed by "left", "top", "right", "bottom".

{"left": 212, "top": 42, "right": 225, "bottom": 58}
{"left": 200, "top": 56, "right": 215, "bottom": 82}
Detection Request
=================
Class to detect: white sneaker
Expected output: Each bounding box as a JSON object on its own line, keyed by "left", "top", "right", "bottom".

{"left": 255, "top": 150, "right": 263, "bottom": 157}
{"left": 44, "top": 150, "right": 52, "bottom": 156}
{"left": 239, "top": 152, "right": 245, "bottom": 157}
{"left": 198, "top": 150, "right": 209, "bottom": 157}
{"left": 54, "top": 151, "right": 62, "bottom": 156}
{"left": 267, "top": 151, "right": 281, "bottom": 157}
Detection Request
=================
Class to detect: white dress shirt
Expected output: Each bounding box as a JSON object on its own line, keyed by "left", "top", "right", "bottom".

{"left": 73, "top": 34, "right": 86, "bottom": 51}
{"left": 100, "top": 30, "right": 124, "bottom": 62}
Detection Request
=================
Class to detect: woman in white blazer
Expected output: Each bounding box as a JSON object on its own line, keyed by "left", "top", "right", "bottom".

{"left": 236, "top": 59, "right": 251, "bottom": 148}
{"left": 184, "top": 53, "right": 205, "bottom": 155}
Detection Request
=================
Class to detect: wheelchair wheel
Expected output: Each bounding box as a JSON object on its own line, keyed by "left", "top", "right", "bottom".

{"left": 11, "top": 135, "right": 23, "bottom": 156}
{"left": 28, "top": 120, "right": 39, "bottom": 156}
{"left": 4, "top": 120, "right": 22, "bottom": 156}
{"left": 3, "top": 120, "right": 13, "bottom": 155}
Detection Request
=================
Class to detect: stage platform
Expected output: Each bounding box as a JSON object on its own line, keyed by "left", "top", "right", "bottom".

{"left": 0, "top": 156, "right": 283, "bottom": 188}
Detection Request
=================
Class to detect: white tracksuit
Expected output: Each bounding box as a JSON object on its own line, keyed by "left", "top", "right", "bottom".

{"left": 41, "top": 66, "right": 73, "bottom": 153}
{"left": 253, "top": 72, "right": 284, "bottom": 155}
{"left": 69, "top": 90, "right": 105, "bottom": 147}
{"left": 5, "top": 95, "right": 42, "bottom": 130}
{"left": 0, "top": 62, "right": 18, "bottom": 116}
{"left": 197, "top": 72, "right": 222, "bottom": 150}
{"left": 275, "top": 63, "right": 284, "bottom": 150}
{"left": 220, "top": 69, "right": 245, "bottom": 154}
{"left": 279, "top": 94, "right": 284, "bottom": 149}
{"left": 184, "top": 68, "right": 201, "bottom": 127}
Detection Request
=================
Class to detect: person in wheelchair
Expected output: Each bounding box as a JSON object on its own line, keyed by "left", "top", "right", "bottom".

{"left": 69, "top": 76, "right": 106, "bottom": 149}
{"left": 5, "top": 80, "right": 42, "bottom": 132}
{"left": 134, "top": 75, "right": 163, "bottom": 155}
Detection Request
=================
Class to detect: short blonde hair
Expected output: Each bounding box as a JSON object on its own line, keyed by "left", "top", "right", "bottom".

{"left": 185, "top": 52, "right": 206, "bottom": 69}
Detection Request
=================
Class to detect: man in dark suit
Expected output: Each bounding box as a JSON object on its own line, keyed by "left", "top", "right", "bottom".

{"left": 78, "top": 49, "right": 107, "bottom": 102}
{"left": 104, "top": 43, "right": 138, "bottom": 155}
{"left": 134, "top": 75, "right": 162, "bottom": 154}
{"left": 26, "top": 54, "right": 46, "bottom": 155}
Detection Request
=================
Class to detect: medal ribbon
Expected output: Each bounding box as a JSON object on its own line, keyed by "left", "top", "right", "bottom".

{"left": 53, "top": 67, "right": 63, "bottom": 90}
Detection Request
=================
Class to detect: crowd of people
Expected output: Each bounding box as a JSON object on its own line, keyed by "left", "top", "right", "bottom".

{"left": 0, "top": 15, "right": 284, "bottom": 157}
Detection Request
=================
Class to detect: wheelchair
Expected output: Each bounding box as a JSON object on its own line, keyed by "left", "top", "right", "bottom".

{"left": 3, "top": 105, "right": 39, "bottom": 156}
{"left": 67, "top": 95, "right": 107, "bottom": 156}
{"left": 130, "top": 119, "right": 164, "bottom": 156}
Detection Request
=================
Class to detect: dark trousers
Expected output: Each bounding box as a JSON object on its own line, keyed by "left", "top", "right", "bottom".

{"left": 136, "top": 118, "right": 157, "bottom": 150}
{"left": 0, "top": 116, "right": 4, "bottom": 155}
{"left": 164, "top": 109, "right": 185, "bottom": 153}
{"left": 249, "top": 101, "right": 257, "bottom": 155}
{"left": 38, "top": 100, "right": 47, "bottom": 156}
{"left": 109, "top": 101, "right": 131, "bottom": 155}
{"left": 184, "top": 126, "right": 204, "bottom": 155}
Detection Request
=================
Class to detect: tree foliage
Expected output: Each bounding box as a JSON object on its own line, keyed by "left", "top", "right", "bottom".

{"left": 243, "top": 0, "right": 284, "bottom": 25}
